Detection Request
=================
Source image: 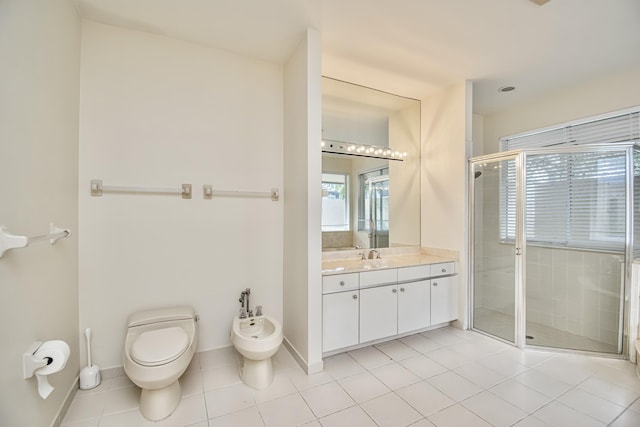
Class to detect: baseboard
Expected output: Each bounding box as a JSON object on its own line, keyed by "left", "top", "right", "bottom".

{"left": 282, "top": 337, "right": 324, "bottom": 375}
{"left": 50, "top": 377, "right": 79, "bottom": 427}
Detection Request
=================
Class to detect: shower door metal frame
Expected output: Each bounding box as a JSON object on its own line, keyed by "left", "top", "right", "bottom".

{"left": 468, "top": 152, "right": 526, "bottom": 348}
{"left": 469, "top": 143, "right": 635, "bottom": 356}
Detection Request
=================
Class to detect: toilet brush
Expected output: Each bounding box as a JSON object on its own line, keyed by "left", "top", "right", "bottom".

{"left": 79, "top": 328, "right": 101, "bottom": 390}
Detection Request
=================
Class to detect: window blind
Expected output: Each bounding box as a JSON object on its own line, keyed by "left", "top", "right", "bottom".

{"left": 501, "top": 110, "right": 640, "bottom": 150}
{"left": 499, "top": 108, "right": 640, "bottom": 252}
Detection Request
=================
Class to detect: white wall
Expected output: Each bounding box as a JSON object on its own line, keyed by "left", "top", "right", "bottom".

{"left": 0, "top": 1, "right": 80, "bottom": 426}
{"left": 420, "top": 81, "right": 471, "bottom": 327}
{"left": 482, "top": 64, "right": 640, "bottom": 155}
{"left": 78, "top": 22, "right": 284, "bottom": 367}
{"left": 283, "top": 29, "right": 323, "bottom": 373}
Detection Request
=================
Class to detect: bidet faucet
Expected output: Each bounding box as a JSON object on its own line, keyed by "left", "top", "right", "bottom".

{"left": 239, "top": 288, "right": 252, "bottom": 318}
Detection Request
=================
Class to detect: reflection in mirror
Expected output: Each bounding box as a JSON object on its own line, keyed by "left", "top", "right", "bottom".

{"left": 321, "top": 77, "right": 421, "bottom": 251}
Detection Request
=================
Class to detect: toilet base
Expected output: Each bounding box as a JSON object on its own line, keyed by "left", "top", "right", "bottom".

{"left": 139, "top": 380, "right": 182, "bottom": 421}
{"left": 239, "top": 357, "right": 273, "bottom": 390}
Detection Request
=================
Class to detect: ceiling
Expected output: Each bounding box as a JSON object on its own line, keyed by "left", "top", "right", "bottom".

{"left": 73, "top": 0, "right": 640, "bottom": 114}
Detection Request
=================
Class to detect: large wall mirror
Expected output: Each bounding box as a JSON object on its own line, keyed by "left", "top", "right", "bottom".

{"left": 321, "top": 77, "right": 421, "bottom": 251}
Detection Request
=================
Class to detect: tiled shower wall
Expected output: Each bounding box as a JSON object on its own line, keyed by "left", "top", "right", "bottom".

{"left": 477, "top": 245, "right": 622, "bottom": 346}
{"left": 525, "top": 247, "right": 622, "bottom": 346}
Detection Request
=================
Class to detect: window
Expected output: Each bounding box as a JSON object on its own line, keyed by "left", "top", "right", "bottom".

{"left": 499, "top": 109, "right": 640, "bottom": 252}
{"left": 321, "top": 173, "right": 349, "bottom": 231}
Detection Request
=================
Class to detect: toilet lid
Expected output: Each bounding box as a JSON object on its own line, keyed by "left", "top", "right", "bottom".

{"left": 131, "top": 327, "right": 189, "bottom": 366}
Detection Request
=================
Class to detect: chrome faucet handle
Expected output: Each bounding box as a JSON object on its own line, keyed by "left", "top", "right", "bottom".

{"left": 247, "top": 310, "right": 253, "bottom": 318}
{"left": 358, "top": 252, "right": 366, "bottom": 260}
{"left": 255, "top": 305, "right": 263, "bottom": 316}
{"left": 239, "top": 309, "right": 247, "bottom": 319}
{"left": 376, "top": 251, "right": 382, "bottom": 259}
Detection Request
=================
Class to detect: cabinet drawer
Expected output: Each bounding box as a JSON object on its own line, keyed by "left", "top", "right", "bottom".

{"left": 398, "top": 265, "right": 429, "bottom": 282}
{"left": 430, "top": 262, "right": 455, "bottom": 276}
{"left": 323, "top": 273, "right": 359, "bottom": 294}
{"left": 360, "top": 269, "right": 397, "bottom": 287}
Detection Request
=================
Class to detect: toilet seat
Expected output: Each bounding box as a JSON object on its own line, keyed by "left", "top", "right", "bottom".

{"left": 131, "top": 327, "right": 189, "bottom": 366}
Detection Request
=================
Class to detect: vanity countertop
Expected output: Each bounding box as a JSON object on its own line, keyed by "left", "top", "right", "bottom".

{"left": 321, "top": 252, "right": 456, "bottom": 275}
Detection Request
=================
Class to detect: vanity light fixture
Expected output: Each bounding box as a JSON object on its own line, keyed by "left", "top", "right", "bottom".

{"left": 321, "top": 139, "right": 407, "bottom": 161}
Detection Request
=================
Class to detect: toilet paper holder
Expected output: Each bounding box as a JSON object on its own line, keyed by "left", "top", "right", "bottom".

{"left": 23, "top": 341, "right": 50, "bottom": 379}
{"left": 23, "top": 340, "right": 71, "bottom": 399}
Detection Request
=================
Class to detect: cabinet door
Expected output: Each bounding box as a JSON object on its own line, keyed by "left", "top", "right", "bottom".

{"left": 360, "top": 285, "right": 397, "bottom": 343}
{"left": 431, "top": 276, "right": 458, "bottom": 325}
{"left": 323, "top": 291, "right": 359, "bottom": 352}
{"left": 398, "top": 280, "right": 430, "bottom": 334}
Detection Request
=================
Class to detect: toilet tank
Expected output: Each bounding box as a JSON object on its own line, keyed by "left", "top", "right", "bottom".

{"left": 127, "top": 306, "right": 196, "bottom": 328}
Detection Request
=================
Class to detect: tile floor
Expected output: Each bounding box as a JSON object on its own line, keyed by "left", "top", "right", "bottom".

{"left": 61, "top": 327, "right": 640, "bottom": 427}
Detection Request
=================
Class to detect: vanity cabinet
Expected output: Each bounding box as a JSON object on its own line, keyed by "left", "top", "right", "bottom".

{"left": 322, "top": 273, "right": 360, "bottom": 352}
{"left": 323, "top": 290, "right": 359, "bottom": 352}
{"left": 430, "top": 274, "right": 457, "bottom": 325}
{"left": 398, "top": 280, "right": 431, "bottom": 334}
{"left": 322, "top": 261, "right": 457, "bottom": 354}
{"left": 360, "top": 284, "right": 398, "bottom": 342}
{"left": 359, "top": 269, "right": 398, "bottom": 343}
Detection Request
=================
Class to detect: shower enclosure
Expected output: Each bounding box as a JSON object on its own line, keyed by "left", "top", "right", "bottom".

{"left": 366, "top": 175, "right": 390, "bottom": 248}
{"left": 470, "top": 143, "right": 640, "bottom": 355}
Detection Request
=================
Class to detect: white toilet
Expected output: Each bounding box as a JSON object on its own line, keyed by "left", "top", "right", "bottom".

{"left": 123, "top": 306, "right": 198, "bottom": 421}
{"left": 231, "top": 314, "right": 283, "bottom": 390}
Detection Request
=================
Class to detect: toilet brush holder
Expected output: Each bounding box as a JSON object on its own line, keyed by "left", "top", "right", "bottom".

{"left": 80, "top": 328, "right": 101, "bottom": 390}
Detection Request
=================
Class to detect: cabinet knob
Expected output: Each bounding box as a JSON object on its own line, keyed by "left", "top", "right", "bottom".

{"left": 400, "top": 287, "right": 405, "bottom": 292}
{"left": 392, "top": 288, "right": 398, "bottom": 293}
{"left": 340, "top": 281, "right": 345, "bottom": 286}
{"left": 441, "top": 268, "right": 447, "bottom": 273}
{"left": 433, "top": 282, "right": 438, "bottom": 287}
{"left": 352, "top": 294, "right": 358, "bottom": 300}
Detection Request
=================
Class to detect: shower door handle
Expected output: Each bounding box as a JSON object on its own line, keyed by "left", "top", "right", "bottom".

{"left": 515, "top": 247, "right": 522, "bottom": 256}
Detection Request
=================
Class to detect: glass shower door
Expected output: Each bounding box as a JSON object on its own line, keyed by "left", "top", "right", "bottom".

{"left": 471, "top": 156, "right": 522, "bottom": 344}
{"left": 368, "top": 176, "right": 389, "bottom": 248}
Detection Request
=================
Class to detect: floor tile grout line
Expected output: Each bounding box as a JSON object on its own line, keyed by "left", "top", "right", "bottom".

{"left": 62, "top": 328, "right": 640, "bottom": 427}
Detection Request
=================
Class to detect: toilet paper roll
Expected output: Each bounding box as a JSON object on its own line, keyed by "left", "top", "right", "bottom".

{"left": 34, "top": 340, "right": 70, "bottom": 399}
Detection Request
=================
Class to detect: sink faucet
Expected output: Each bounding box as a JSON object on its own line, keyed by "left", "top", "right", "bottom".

{"left": 368, "top": 249, "right": 381, "bottom": 259}
{"left": 239, "top": 288, "right": 252, "bottom": 318}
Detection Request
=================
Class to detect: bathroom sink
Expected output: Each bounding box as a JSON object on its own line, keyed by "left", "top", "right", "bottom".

{"left": 361, "top": 259, "right": 389, "bottom": 269}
